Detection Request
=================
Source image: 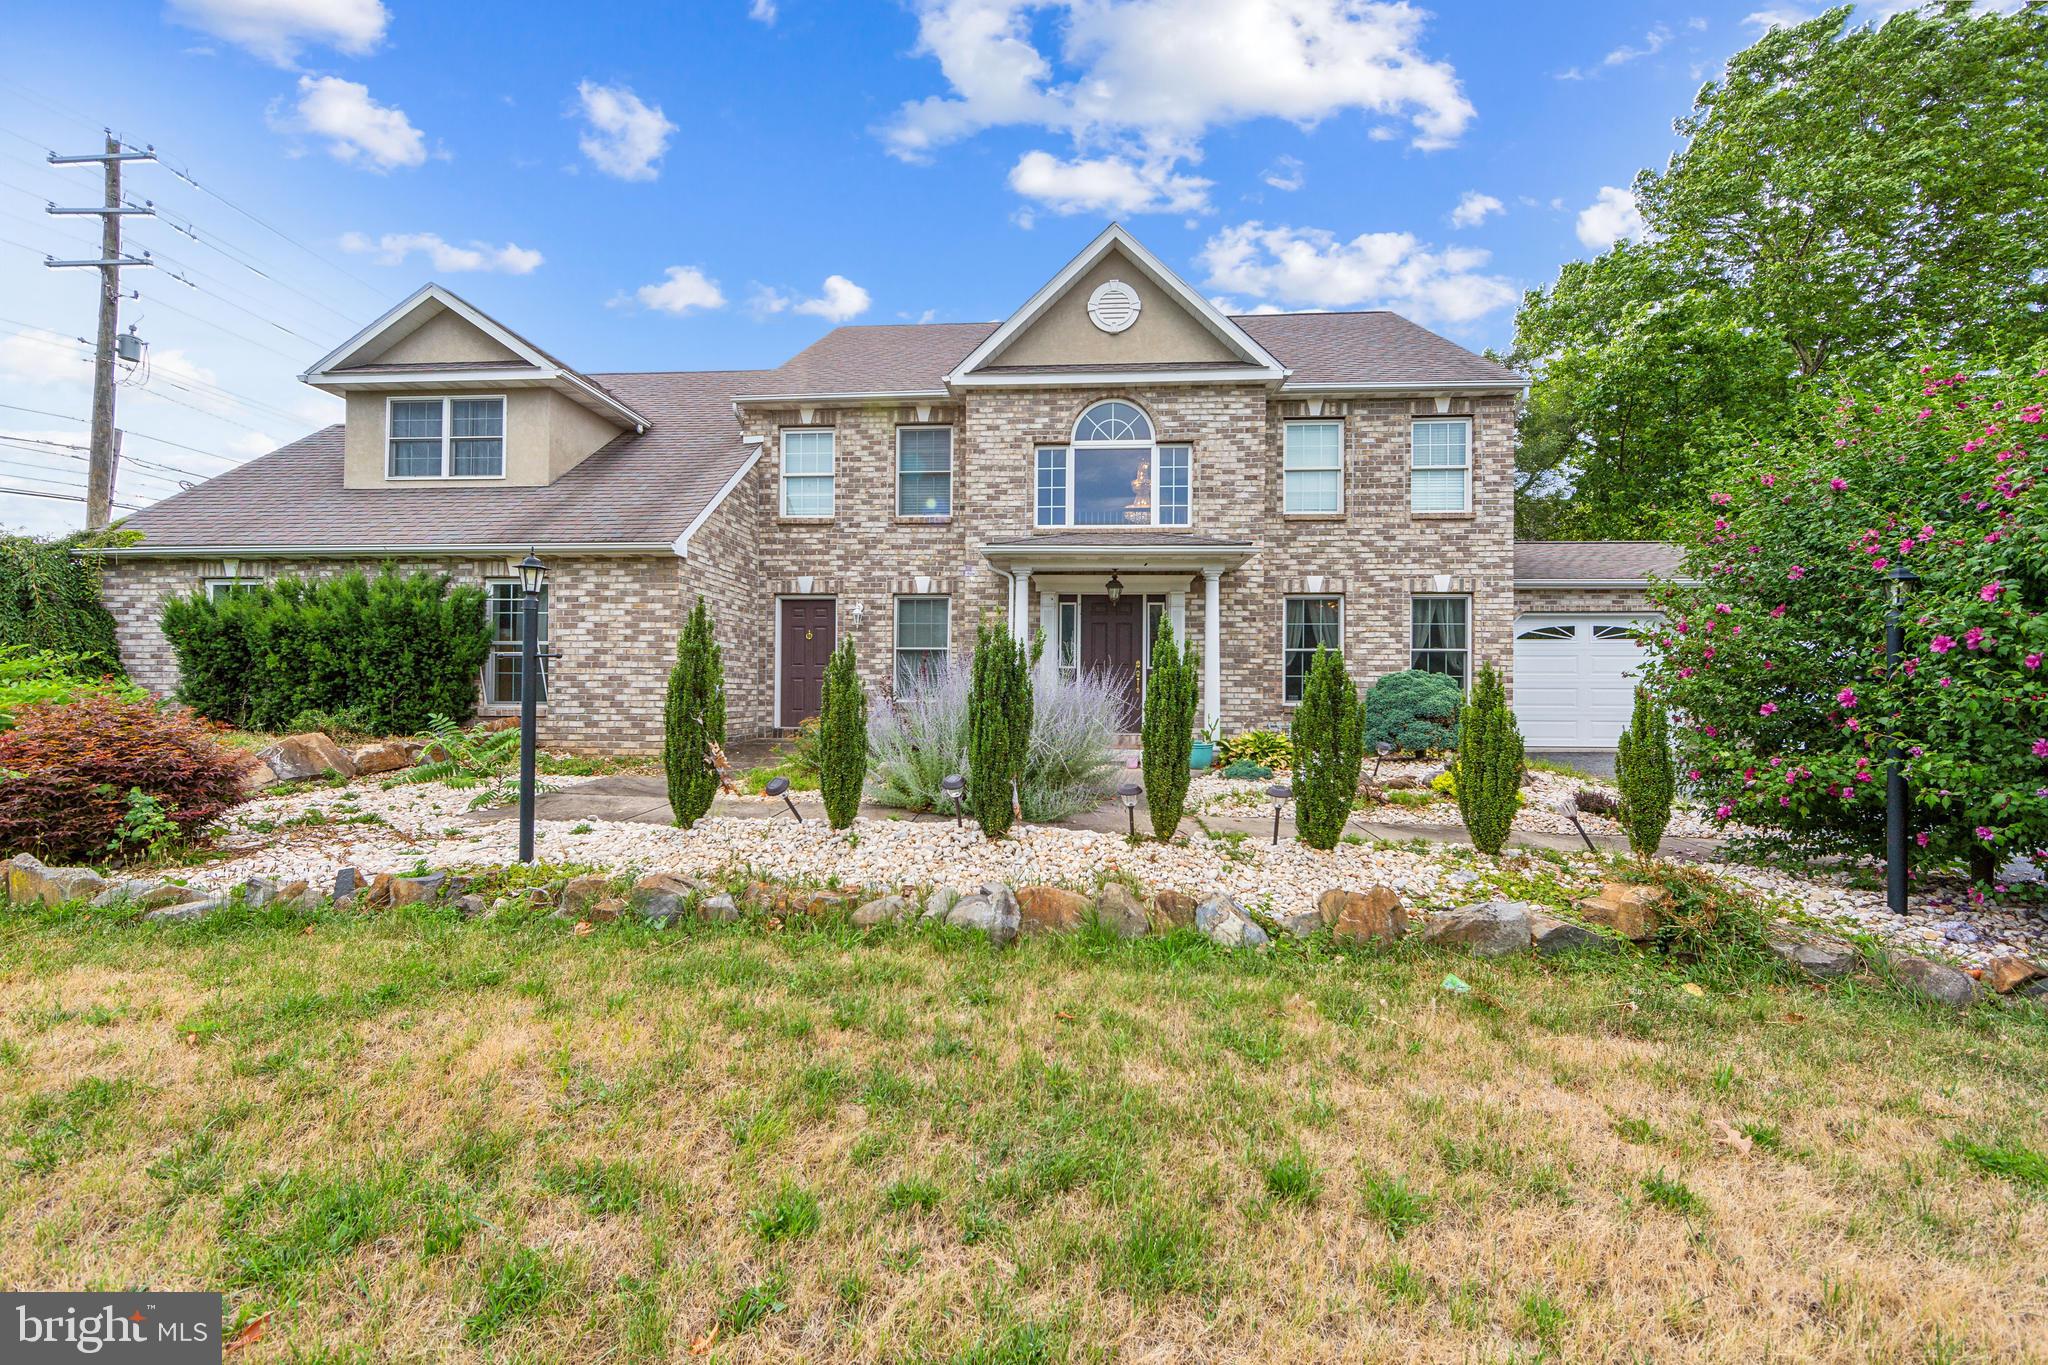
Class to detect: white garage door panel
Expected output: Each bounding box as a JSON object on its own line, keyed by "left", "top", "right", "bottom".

{"left": 1512, "top": 614, "right": 1657, "bottom": 749}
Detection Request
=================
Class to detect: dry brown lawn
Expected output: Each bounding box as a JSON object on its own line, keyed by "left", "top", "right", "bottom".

{"left": 2, "top": 889, "right": 2045, "bottom": 1362}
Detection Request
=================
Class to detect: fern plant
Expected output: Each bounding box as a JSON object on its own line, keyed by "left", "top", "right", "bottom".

{"left": 395, "top": 714, "right": 553, "bottom": 811}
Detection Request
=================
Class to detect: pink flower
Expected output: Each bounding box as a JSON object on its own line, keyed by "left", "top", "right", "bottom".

{"left": 1709, "top": 492, "right": 1732, "bottom": 505}
{"left": 1916, "top": 832, "right": 1929, "bottom": 847}
{"left": 2033, "top": 739, "right": 2048, "bottom": 758}
{"left": 1760, "top": 473, "right": 1777, "bottom": 487}
{"left": 1829, "top": 477, "right": 1847, "bottom": 491}
{"left": 1714, "top": 602, "right": 1732, "bottom": 614}
{"left": 1836, "top": 688, "right": 1857, "bottom": 709}
{"left": 1930, "top": 635, "right": 1955, "bottom": 653}
{"left": 2026, "top": 653, "right": 2043, "bottom": 670}
{"left": 1779, "top": 795, "right": 1791, "bottom": 807}
{"left": 1677, "top": 666, "right": 1694, "bottom": 679}
{"left": 1871, "top": 557, "right": 1889, "bottom": 570}
{"left": 1770, "top": 604, "right": 1786, "bottom": 618}
{"left": 1980, "top": 580, "right": 2003, "bottom": 602}
{"left": 1976, "top": 826, "right": 1995, "bottom": 841}
{"left": 1788, "top": 565, "right": 1807, "bottom": 581}
{"left": 1963, "top": 626, "right": 1986, "bottom": 650}
{"left": 1845, "top": 717, "right": 1861, "bottom": 731}
{"left": 1714, "top": 804, "right": 1733, "bottom": 822}
{"left": 1759, "top": 702, "right": 1778, "bottom": 716}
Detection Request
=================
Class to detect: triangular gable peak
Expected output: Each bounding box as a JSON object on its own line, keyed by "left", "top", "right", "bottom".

{"left": 300, "top": 283, "right": 648, "bottom": 431}
{"left": 948, "top": 224, "right": 1286, "bottom": 388}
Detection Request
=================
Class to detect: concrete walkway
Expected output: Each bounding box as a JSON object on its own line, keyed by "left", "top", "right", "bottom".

{"left": 476, "top": 773, "right": 1718, "bottom": 859}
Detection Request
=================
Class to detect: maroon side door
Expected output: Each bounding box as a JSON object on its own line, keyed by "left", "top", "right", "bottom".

{"left": 1079, "top": 593, "right": 1145, "bottom": 730}
{"left": 779, "top": 598, "right": 836, "bottom": 726}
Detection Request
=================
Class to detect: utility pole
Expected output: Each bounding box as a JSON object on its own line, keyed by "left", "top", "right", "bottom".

{"left": 46, "top": 132, "right": 156, "bottom": 530}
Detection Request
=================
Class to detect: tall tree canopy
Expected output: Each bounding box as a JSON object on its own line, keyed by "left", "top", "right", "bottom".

{"left": 1514, "top": 1, "right": 2048, "bottom": 540}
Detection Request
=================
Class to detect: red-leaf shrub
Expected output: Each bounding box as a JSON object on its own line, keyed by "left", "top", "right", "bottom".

{"left": 0, "top": 693, "right": 247, "bottom": 863}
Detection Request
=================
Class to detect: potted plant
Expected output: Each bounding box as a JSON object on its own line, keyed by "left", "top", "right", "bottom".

{"left": 1190, "top": 717, "right": 1220, "bottom": 771}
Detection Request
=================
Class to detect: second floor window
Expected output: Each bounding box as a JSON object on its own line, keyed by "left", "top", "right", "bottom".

{"left": 1411, "top": 418, "right": 1470, "bottom": 513}
{"left": 1036, "top": 400, "right": 1190, "bottom": 528}
{"left": 1283, "top": 421, "right": 1342, "bottom": 513}
{"left": 388, "top": 396, "right": 504, "bottom": 479}
{"left": 897, "top": 426, "right": 952, "bottom": 517}
{"left": 781, "top": 429, "right": 835, "bottom": 517}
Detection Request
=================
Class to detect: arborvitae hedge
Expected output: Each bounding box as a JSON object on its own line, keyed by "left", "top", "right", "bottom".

{"left": 664, "top": 596, "right": 725, "bottom": 829}
{"left": 1140, "top": 619, "right": 1199, "bottom": 841}
{"left": 0, "top": 532, "right": 128, "bottom": 676}
{"left": 1615, "top": 684, "right": 1675, "bottom": 859}
{"left": 1292, "top": 645, "right": 1363, "bottom": 849}
{"left": 818, "top": 635, "right": 868, "bottom": 831}
{"left": 965, "top": 621, "right": 1032, "bottom": 838}
{"left": 160, "top": 568, "right": 491, "bottom": 734}
{"left": 1454, "top": 662, "right": 1524, "bottom": 855}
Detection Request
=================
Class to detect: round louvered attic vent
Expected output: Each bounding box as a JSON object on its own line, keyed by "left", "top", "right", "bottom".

{"left": 1086, "top": 279, "right": 1141, "bottom": 334}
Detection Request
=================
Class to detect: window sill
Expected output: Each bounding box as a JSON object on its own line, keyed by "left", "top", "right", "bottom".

{"left": 1281, "top": 512, "right": 1347, "bottom": 522}
{"left": 893, "top": 514, "right": 954, "bottom": 526}
{"left": 775, "top": 516, "right": 836, "bottom": 526}
{"left": 1410, "top": 511, "right": 1476, "bottom": 521}
{"left": 1029, "top": 524, "right": 1197, "bottom": 533}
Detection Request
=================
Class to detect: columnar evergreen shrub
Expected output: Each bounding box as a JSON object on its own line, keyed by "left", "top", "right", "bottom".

{"left": 159, "top": 568, "right": 491, "bottom": 734}
{"left": 1140, "top": 619, "right": 1199, "bottom": 840}
{"left": 1292, "top": 646, "right": 1364, "bottom": 849}
{"left": 0, "top": 531, "right": 128, "bottom": 675}
{"left": 817, "top": 636, "right": 867, "bottom": 831}
{"left": 1614, "top": 685, "right": 1675, "bottom": 859}
{"left": 1363, "top": 670, "right": 1462, "bottom": 754}
{"left": 1455, "top": 663, "right": 1524, "bottom": 855}
{"left": 964, "top": 622, "right": 1032, "bottom": 838}
{"left": 663, "top": 597, "right": 725, "bottom": 829}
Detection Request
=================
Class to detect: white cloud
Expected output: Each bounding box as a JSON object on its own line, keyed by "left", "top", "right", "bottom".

{"left": 1687, "top": 16, "right": 1709, "bottom": 30}
{"left": 1575, "top": 185, "right": 1645, "bottom": 249}
{"left": 573, "top": 81, "right": 677, "bottom": 182}
{"left": 282, "top": 75, "right": 426, "bottom": 170}
{"left": 339, "top": 231, "right": 543, "bottom": 274}
{"left": 633, "top": 266, "right": 726, "bottom": 315}
{"left": 1449, "top": 191, "right": 1503, "bottom": 229}
{"left": 1741, "top": 6, "right": 1818, "bottom": 28}
{"left": 882, "top": 0, "right": 1472, "bottom": 213}
{"left": 792, "top": 275, "right": 871, "bottom": 322}
{"left": 0, "top": 329, "right": 89, "bottom": 387}
{"left": 1008, "top": 149, "right": 1211, "bottom": 215}
{"left": 748, "top": 0, "right": 776, "bottom": 20}
{"left": 1261, "top": 155, "right": 1305, "bottom": 192}
{"left": 165, "top": 0, "right": 387, "bottom": 66}
{"left": 1603, "top": 23, "right": 1671, "bottom": 65}
{"left": 1198, "top": 221, "right": 1517, "bottom": 325}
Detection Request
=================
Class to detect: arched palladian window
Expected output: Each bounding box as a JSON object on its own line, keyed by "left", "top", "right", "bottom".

{"left": 1035, "top": 400, "right": 1191, "bottom": 528}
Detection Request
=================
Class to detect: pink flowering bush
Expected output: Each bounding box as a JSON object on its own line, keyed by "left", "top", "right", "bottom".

{"left": 1643, "top": 352, "right": 2047, "bottom": 880}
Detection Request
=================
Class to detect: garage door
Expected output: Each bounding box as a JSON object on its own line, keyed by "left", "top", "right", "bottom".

{"left": 1513, "top": 615, "right": 1657, "bottom": 749}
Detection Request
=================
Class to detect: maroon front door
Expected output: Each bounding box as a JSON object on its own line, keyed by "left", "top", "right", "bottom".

{"left": 1080, "top": 594, "right": 1145, "bottom": 730}
{"left": 779, "top": 598, "right": 835, "bottom": 726}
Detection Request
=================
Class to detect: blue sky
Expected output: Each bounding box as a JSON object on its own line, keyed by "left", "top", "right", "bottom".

{"left": 1, "top": 0, "right": 1884, "bottom": 534}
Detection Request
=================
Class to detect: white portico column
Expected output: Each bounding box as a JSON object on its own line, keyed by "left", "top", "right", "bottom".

{"left": 1009, "top": 566, "right": 1032, "bottom": 639}
{"left": 1200, "top": 566, "right": 1222, "bottom": 730}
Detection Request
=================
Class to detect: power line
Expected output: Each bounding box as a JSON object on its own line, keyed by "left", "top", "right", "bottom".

{"left": 142, "top": 203, "right": 362, "bottom": 329}
{"left": 0, "top": 486, "right": 144, "bottom": 512}
{"left": 0, "top": 401, "right": 257, "bottom": 463}
{"left": 153, "top": 262, "right": 332, "bottom": 347}
{"left": 0, "top": 432, "right": 213, "bottom": 483}
{"left": 131, "top": 287, "right": 299, "bottom": 354}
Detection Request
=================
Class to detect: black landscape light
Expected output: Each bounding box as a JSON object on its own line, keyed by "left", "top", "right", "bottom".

{"left": 1373, "top": 740, "right": 1393, "bottom": 779}
{"left": 516, "top": 551, "right": 546, "bottom": 864}
{"left": 941, "top": 773, "right": 965, "bottom": 827}
{"left": 1885, "top": 564, "right": 1921, "bottom": 914}
{"left": 1118, "top": 781, "right": 1142, "bottom": 838}
{"left": 1266, "top": 782, "right": 1292, "bottom": 845}
{"left": 764, "top": 775, "right": 802, "bottom": 823}
{"left": 1553, "top": 793, "right": 1599, "bottom": 855}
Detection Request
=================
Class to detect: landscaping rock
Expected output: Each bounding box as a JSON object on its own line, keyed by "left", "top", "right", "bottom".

{"left": 922, "top": 884, "right": 965, "bottom": 922}
{"left": 853, "top": 894, "right": 917, "bottom": 928}
{"left": 559, "top": 874, "right": 610, "bottom": 917}
{"left": 793, "top": 889, "right": 856, "bottom": 917}
{"left": 1770, "top": 936, "right": 1857, "bottom": 979}
{"left": 90, "top": 878, "right": 201, "bottom": 911}
{"left": 1422, "top": 899, "right": 1533, "bottom": 957}
{"left": 1319, "top": 886, "right": 1406, "bottom": 946}
{"left": 1147, "top": 889, "right": 1199, "bottom": 932}
{"left": 697, "top": 893, "right": 741, "bottom": 923}
{"left": 944, "top": 882, "right": 1020, "bottom": 945}
{"left": 1575, "top": 882, "right": 1669, "bottom": 942}
{"left": 455, "top": 894, "right": 489, "bottom": 919}
{"left": 1194, "top": 895, "right": 1269, "bottom": 949}
{"left": 239, "top": 876, "right": 285, "bottom": 909}
{"left": 1093, "top": 884, "right": 1150, "bottom": 939}
{"left": 1271, "top": 905, "right": 1324, "bottom": 939}
{"left": 358, "top": 873, "right": 395, "bottom": 911}
{"left": 145, "top": 897, "right": 223, "bottom": 923}
{"left": 1530, "top": 914, "right": 1616, "bottom": 955}
{"left": 235, "top": 755, "right": 278, "bottom": 794}
{"left": 257, "top": 732, "right": 357, "bottom": 783}
{"left": 5, "top": 856, "right": 106, "bottom": 908}
{"left": 1017, "top": 884, "right": 1090, "bottom": 936}
{"left": 388, "top": 873, "right": 447, "bottom": 907}
{"left": 1892, "top": 954, "right": 1978, "bottom": 1007}
{"left": 1987, "top": 955, "right": 2047, "bottom": 995}
{"left": 350, "top": 741, "right": 414, "bottom": 776}
{"left": 332, "top": 866, "right": 362, "bottom": 899}
{"left": 630, "top": 873, "right": 700, "bottom": 925}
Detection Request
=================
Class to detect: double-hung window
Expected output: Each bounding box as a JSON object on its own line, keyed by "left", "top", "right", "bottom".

{"left": 205, "top": 578, "right": 261, "bottom": 603}
{"left": 781, "top": 429, "right": 835, "bottom": 517}
{"left": 387, "top": 396, "right": 504, "bottom": 479}
{"left": 486, "top": 580, "right": 550, "bottom": 706}
{"left": 1283, "top": 421, "right": 1343, "bottom": 514}
{"left": 897, "top": 426, "right": 953, "bottom": 517}
{"left": 1283, "top": 596, "right": 1342, "bottom": 704}
{"left": 894, "top": 596, "right": 950, "bottom": 692}
{"left": 1410, "top": 595, "right": 1468, "bottom": 689}
{"left": 1411, "top": 418, "right": 1470, "bottom": 513}
{"left": 1035, "top": 400, "right": 1190, "bottom": 527}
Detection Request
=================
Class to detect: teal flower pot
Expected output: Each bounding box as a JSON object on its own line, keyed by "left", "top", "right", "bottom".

{"left": 1189, "top": 740, "right": 1215, "bottom": 771}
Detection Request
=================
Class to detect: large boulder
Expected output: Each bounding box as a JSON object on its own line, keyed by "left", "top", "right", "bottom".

{"left": 350, "top": 741, "right": 414, "bottom": 776}
{"left": 1147, "top": 889, "right": 1199, "bottom": 932}
{"left": 1422, "top": 899, "right": 1533, "bottom": 957}
{"left": 630, "top": 873, "right": 701, "bottom": 926}
{"left": 1574, "top": 882, "right": 1669, "bottom": 942}
{"left": 1016, "top": 885, "right": 1091, "bottom": 936}
{"left": 5, "top": 855, "right": 106, "bottom": 908}
{"left": 1319, "top": 887, "right": 1406, "bottom": 946}
{"left": 90, "top": 878, "right": 204, "bottom": 911}
{"left": 257, "top": 732, "right": 357, "bottom": 783}
{"left": 696, "top": 893, "right": 741, "bottom": 924}
{"left": 944, "top": 882, "right": 1020, "bottom": 945}
{"left": 558, "top": 874, "right": 611, "bottom": 917}
{"left": 1770, "top": 936, "right": 1857, "bottom": 979}
{"left": 1892, "top": 954, "right": 1978, "bottom": 1008}
{"left": 1093, "top": 884, "right": 1150, "bottom": 939}
{"left": 1530, "top": 914, "right": 1615, "bottom": 955}
{"left": 853, "top": 894, "right": 917, "bottom": 928}
{"left": 1194, "top": 895, "right": 1269, "bottom": 949}
{"left": 1987, "top": 955, "right": 2047, "bottom": 996}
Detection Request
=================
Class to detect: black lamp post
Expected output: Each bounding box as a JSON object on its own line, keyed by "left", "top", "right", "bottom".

{"left": 1266, "top": 782, "right": 1292, "bottom": 845}
{"left": 941, "top": 774, "right": 965, "bottom": 827}
{"left": 1885, "top": 564, "right": 1919, "bottom": 915}
{"left": 1118, "top": 781, "right": 1142, "bottom": 838}
{"left": 516, "top": 551, "right": 546, "bottom": 864}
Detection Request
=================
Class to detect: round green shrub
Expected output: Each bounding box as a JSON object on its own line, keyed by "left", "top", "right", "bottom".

{"left": 1364, "top": 670, "right": 1463, "bottom": 754}
{"left": 1219, "top": 759, "right": 1272, "bottom": 781}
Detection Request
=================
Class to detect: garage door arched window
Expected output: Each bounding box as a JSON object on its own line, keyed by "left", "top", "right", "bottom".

{"left": 1035, "top": 400, "right": 1190, "bottom": 528}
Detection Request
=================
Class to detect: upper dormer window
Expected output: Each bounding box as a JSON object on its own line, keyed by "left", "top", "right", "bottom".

{"left": 388, "top": 396, "right": 506, "bottom": 479}
{"left": 1035, "top": 400, "right": 1189, "bottom": 528}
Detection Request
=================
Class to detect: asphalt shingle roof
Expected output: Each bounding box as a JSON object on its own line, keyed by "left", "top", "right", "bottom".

{"left": 1514, "top": 541, "right": 1686, "bottom": 584}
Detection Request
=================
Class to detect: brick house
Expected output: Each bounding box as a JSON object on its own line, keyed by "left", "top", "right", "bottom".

{"left": 90, "top": 225, "right": 1674, "bottom": 753}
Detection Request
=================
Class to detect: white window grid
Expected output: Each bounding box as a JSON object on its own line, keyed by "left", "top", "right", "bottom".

{"left": 1411, "top": 418, "right": 1471, "bottom": 513}
{"left": 386, "top": 395, "right": 506, "bottom": 480}
{"left": 1036, "top": 400, "right": 1190, "bottom": 528}
{"left": 1283, "top": 421, "right": 1343, "bottom": 514}
{"left": 896, "top": 426, "right": 954, "bottom": 517}
{"left": 485, "top": 579, "right": 550, "bottom": 706}
{"left": 1410, "top": 594, "right": 1469, "bottom": 689}
{"left": 893, "top": 596, "right": 950, "bottom": 692}
{"left": 781, "top": 428, "right": 836, "bottom": 517}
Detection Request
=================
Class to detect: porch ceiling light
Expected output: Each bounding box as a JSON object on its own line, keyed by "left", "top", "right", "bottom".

{"left": 1104, "top": 570, "right": 1124, "bottom": 604}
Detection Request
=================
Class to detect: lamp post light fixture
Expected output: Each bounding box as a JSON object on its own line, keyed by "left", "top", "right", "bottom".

{"left": 764, "top": 775, "right": 803, "bottom": 823}
{"left": 1885, "top": 564, "right": 1920, "bottom": 915}
{"left": 1373, "top": 740, "right": 1393, "bottom": 779}
{"left": 1552, "top": 793, "right": 1599, "bottom": 855}
{"left": 941, "top": 774, "right": 965, "bottom": 827}
{"left": 1104, "top": 570, "right": 1124, "bottom": 605}
{"left": 516, "top": 551, "right": 546, "bottom": 864}
{"left": 1118, "top": 781, "right": 1142, "bottom": 838}
{"left": 1266, "top": 782, "right": 1292, "bottom": 845}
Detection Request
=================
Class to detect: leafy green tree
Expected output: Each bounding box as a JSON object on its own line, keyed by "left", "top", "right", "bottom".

{"left": 1514, "top": 3, "right": 2048, "bottom": 540}
{"left": 1292, "top": 646, "right": 1363, "bottom": 849}
{"left": 1140, "top": 619, "right": 1199, "bottom": 841}
{"left": 663, "top": 596, "right": 725, "bottom": 829}
{"left": 1614, "top": 685, "right": 1674, "bottom": 859}
{"left": 964, "top": 622, "right": 1032, "bottom": 838}
{"left": 1454, "top": 663, "right": 1524, "bottom": 856}
{"left": 817, "top": 635, "right": 867, "bottom": 831}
